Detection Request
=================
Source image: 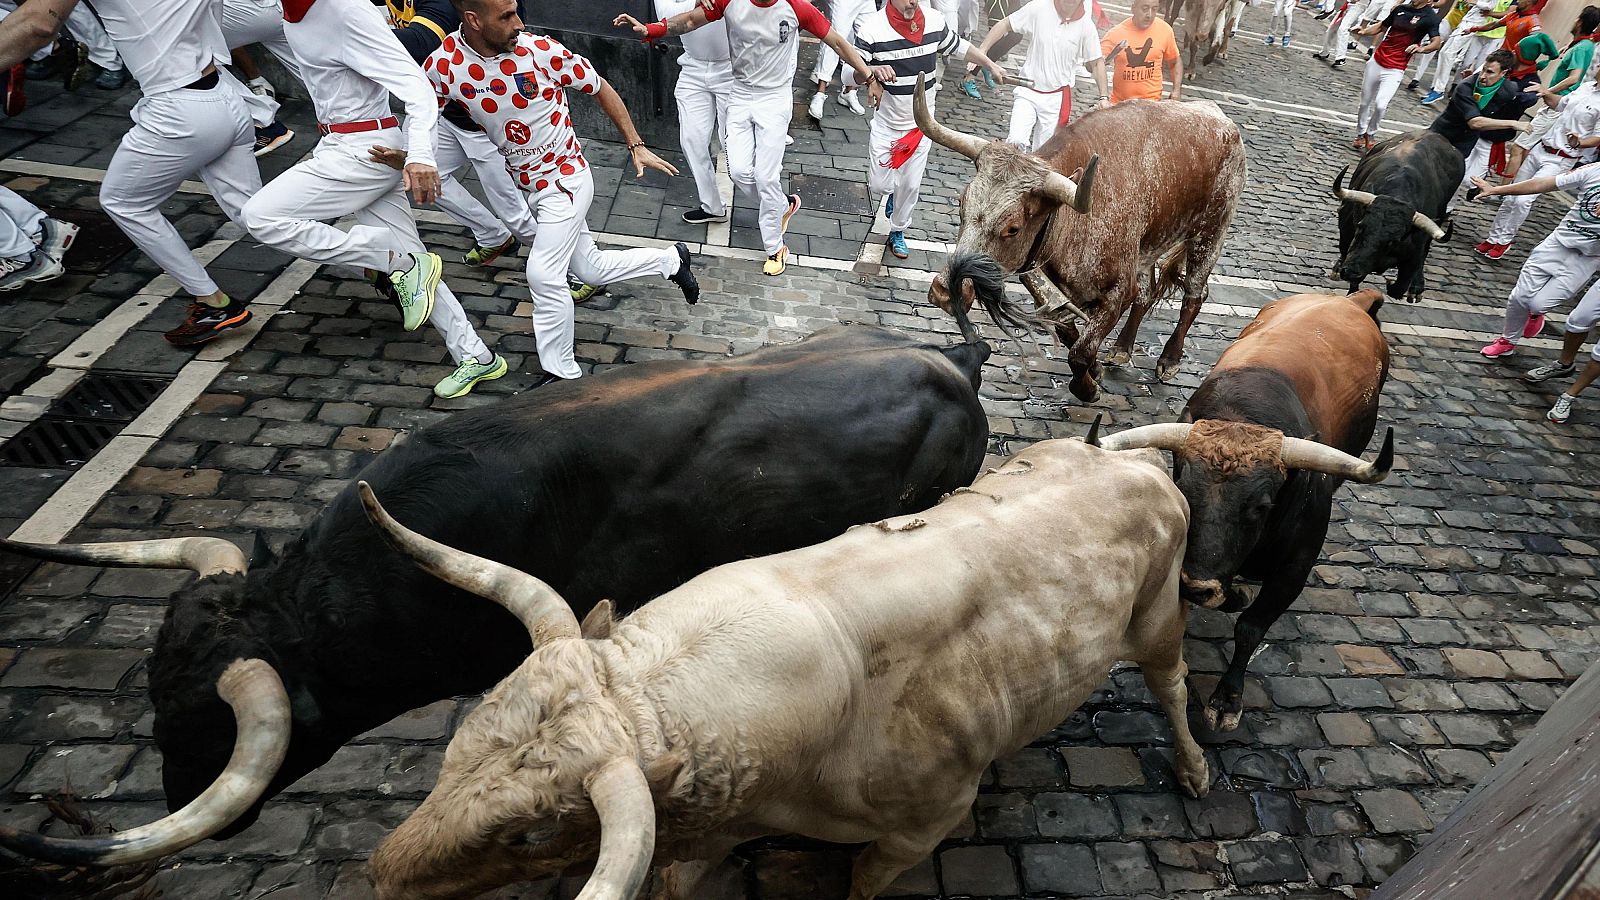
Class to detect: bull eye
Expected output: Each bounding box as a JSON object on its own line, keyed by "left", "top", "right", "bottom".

{"left": 1003, "top": 225, "right": 1021, "bottom": 238}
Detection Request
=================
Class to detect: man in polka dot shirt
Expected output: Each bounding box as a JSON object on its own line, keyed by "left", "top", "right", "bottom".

{"left": 427, "top": 0, "right": 700, "bottom": 387}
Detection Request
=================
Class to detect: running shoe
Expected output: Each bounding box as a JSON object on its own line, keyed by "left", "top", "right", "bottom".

{"left": 1405, "top": 78, "right": 1419, "bottom": 92}
{"left": 808, "top": 92, "right": 826, "bottom": 121}
{"left": 1282, "top": 35, "right": 1292, "bottom": 47}
{"left": 389, "top": 252, "right": 441, "bottom": 332}
{"left": 433, "top": 353, "right": 508, "bottom": 399}
{"left": 781, "top": 194, "right": 801, "bottom": 235}
{"left": 1420, "top": 90, "right": 1444, "bottom": 104}
{"left": 981, "top": 68, "right": 998, "bottom": 89}
{"left": 1263, "top": 34, "right": 1274, "bottom": 45}
{"left": 1475, "top": 240, "right": 1494, "bottom": 255}
{"left": 1523, "top": 313, "right": 1546, "bottom": 338}
{"left": 763, "top": 246, "right": 788, "bottom": 276}
{"left": 668, "top": 242, "right": 699, "bottom": 304}
{"left": 254, "top": 121, "right": 294, "bottom": 157}
{"left": 464, "top": 234, "right": 517, "bottom": 267}
{"left": 1485, "top": 243, "right": 1509, "bottom": 260}
{"left": 887, "top": 230, "right": 910, "bottom": 259}
{"left": 1525, "top": 360, "right": 1577, "bottom": 383}
{"left": 961, "top": 78, "right": 982, "bottom": 99}
{"left": 841, "top": 90, "right": 866, "bottom": 115}
{"left": 8, "top": 249, "right": 63, "bottom": 286}
{"left": 165, "top": 296, "right": 252, "bottom": 346}
{"left": 1331, "top": 58, "right": 1345, "bottom": 69}
{"left": 245, "top": 76, "right": 276, "bottom": 99}
{"left": 1480, "top": 337, "right": 1516, "bottom": 358}
{"left": 1548, "top": 392, "right": 1576, "bottom": 423}
{"left": 93, "top": 65, "right": 130, "bottom": 90}
{"left": 569, "top": 278, "right": 601, "bottom": 304}
{"left": 1313, "top": 51, "right": 1329, "bottom": 59}
{"left": 682, "top": 206, "right": 728, "bottom": 224}
{"left": 0, "top": 254, "right": 31, "bottom": 291}
{"left": 39, "top": 217, "right": 78, "bottom": 263}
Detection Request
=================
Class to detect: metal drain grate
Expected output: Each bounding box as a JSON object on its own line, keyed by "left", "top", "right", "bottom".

{"left": 0, "top": 373, "right": 169, "bottom": 469}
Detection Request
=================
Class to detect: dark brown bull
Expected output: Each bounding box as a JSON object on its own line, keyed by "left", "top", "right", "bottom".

{"left": 1095, "top": 290, "right": 1394, "bottom": 730}
{"left": 918, "top": 81, "right": 1246, "bottom": 402}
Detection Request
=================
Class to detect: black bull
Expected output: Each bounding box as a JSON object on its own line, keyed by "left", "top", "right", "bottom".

{"left": 0, "top": 325, "right": 991, "bottom": 851}
{"left": 1334, "top": 130, "right": 1462, "bottom": 302}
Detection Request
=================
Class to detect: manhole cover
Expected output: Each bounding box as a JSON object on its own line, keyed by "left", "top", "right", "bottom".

{"left": 0, "top": 417, "right": 121, "bottom": 468}
{"left": 787, "top": 174, "right": 873, "bottom": 217}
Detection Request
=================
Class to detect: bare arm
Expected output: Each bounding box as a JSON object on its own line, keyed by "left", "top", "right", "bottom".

{"left": 978, "top": 17, "right": 1014, "bottom": 60}
{"left": 613, "top": 7, "right": 710, "bottom": 39}
{"left": 0, "top": 0, "right": 76, "bottom": 70}
{"left": 1465, "top": 115, "right": 1532, "bottom": 131}
{"left": 594, "top": 78, "right": 679, "bottom": 178}
{"left": 822, "top": 27, "right": 891, "bottom": 84}
{"left": 1089, "top": 57, "right": 1107, "bottom": 103}
{"left": 1472, "top": 173, "right": 1562, "bottom": 198}
{"left": 962, "top": 44, "right": 1006, "bottom": 83}
{"left": 1167, "top": 54, "right": 1183, "bottom": 99}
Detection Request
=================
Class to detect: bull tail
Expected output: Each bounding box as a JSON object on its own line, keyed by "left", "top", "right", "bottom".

{"left": 1151, "top": 243, "right": 1189, "bottom": 306}
{"left": 1346, "top": 287, "right": 1385, "bottom": 322}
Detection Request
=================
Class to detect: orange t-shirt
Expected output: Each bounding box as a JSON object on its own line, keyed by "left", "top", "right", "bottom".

{"left": 1101, "top": 18, "right": 1179, "bottom": 103}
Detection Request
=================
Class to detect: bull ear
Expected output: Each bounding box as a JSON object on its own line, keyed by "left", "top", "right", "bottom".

{"left": 581, "top": 599, "right": 614, "bottom": 640}
{"left": 643, "top": 750, "right": 689, "bottom": 797}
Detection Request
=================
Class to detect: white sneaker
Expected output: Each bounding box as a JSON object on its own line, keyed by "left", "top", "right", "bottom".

{"left": 0, "top": 255, "right": 29, "bottom": 291}
{"left": 1549, "top": 393, "right": 1576, "bottom": 424}
{"left": 807, "top": 92, "right": 826, "bottom": 121}
{"left": 1525, "top": 361, "right": 1577, "bottom": 383}
{"left": 38, "top": 218, "right": 78, "bottom": 263}
{"left": 841, "top": 90, "right": 866, "bottom": 115}
{"left": 246, "top": 76, "right": 275, "bottom": 99}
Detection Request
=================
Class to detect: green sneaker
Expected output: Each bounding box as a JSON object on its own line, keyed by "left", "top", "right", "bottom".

{"left": 389, "top": 252, "right": 442, "bottom": 332}
{"left": 433, "top": 353, "right": 508, "bottom": 399}
{"left": 465, "top": 235, "right": 517, "bottom": 267}
{"left": 569, "top": 277, "right": 601, "bottom": 304}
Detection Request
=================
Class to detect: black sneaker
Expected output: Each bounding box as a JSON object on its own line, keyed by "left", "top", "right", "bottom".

{"left": 681, "top": 206, "right": 728, "bottom": 225}
{"left": 531, "top": 372, "right": 565, "bottom": 389}
{"left": 1331, "top": 59, "right": 1345, "bottom": 69}
{"left": 668, "top": 242, "right": 699, "bottom": 305}
{"left": 1405, "top": 78, "right": 1419, "bottom": 92}
{"left": 93, "top": 65, "right": 130, "bottom": 90}
{"left": 165, "top": 297, "right": 252, "bottom": 346}
{"left": 254, "top": 122, "right": 294, "bottom": 157}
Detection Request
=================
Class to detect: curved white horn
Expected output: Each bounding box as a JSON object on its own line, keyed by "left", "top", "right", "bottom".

{"left": 1037, "top": 154, "right": 1097, "bottom": 215}
{"left": 1411, "top": 212, "right": 1446, "bottom": 240}
{"left": 1097, "top": 423, "right": 1195, "bottom": 453}
{"left": 1331, "top": 167, "right": 1376, "bottom": 206}
{"left": 0, "top": 658, "right": 289, "bottom": 866}
{"left": 1279, "top": 427, "right": 1395, "bottom": 483}
{"left": 357, "top": 481, "right": 580, "bottom": 643}
{"left": 0, "top": 535, "right": 247, "bottom": 578}
{"left": 913, "top": 73, "right": 987, "bottom": 161}
{"left": 573, "top": 759, "right": 657, "bottom": 900}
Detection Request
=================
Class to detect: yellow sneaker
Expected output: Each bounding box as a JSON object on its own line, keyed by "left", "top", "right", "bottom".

{"left": 762, "top": 246, "right": 787, "bottom": 276}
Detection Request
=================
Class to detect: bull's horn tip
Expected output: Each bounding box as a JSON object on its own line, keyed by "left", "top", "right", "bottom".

{"left": 1085, "top": 413, "right": 1104, "bottom": 447}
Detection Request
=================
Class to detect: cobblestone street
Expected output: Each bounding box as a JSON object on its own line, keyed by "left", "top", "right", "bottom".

{"left": 2, "top": 2, "right": 1599, "bottom": 898}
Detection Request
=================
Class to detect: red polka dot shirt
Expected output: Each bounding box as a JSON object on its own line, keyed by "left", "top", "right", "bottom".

{"left": 424, "top": 32, "right": 600, "bottom": 192}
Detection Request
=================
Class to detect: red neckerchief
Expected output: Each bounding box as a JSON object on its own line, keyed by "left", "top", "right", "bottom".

{"left": 1059, "top": 1, "right": 1088, "bottom": 24}
{"left": 887, "top": 3, "right": 926, "bottom": 41}
{"left": 283, "top": 0, "right": 315, "bottom": 23}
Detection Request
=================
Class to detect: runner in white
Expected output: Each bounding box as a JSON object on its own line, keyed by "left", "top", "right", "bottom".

{"left": 807, "top": 0, "right": 872, "bottom": 120}
{"left": 240, "top": 0, "right": 505, "bottom": 400}
{"left": 0, "top": 0, "right": 263, "bottom": 347}
{"left": 1266, "top": 0, "right": 1295, "bottom": 47}
{"left": 219, "top": 0, "right": 298, "bottom": 155}
{"left": 1316, "top": 0, "right": 1371, "bottom": 66}
{"left": 657, "top": 0, "right": 734, "bottom": 226}
{"left": 0, "top": 185, "right": 76, "bottom": 291}
{"left": 848, "top": 0, "right": 1003, "bottom": 259}
{"left": 426, "top": 0, "right": 700, "bottom": 386}
{"left": 618, "top": 0, "right": 893, "bottom": 275}
{"left": 1478, "top": 74, "right": 1600, "bottom": 257}
{"left": 1421, "top": 0, "right": 1501, "bottom": 101}
{"left": 977, "top": 0, "right": 1108, "bottom": 151}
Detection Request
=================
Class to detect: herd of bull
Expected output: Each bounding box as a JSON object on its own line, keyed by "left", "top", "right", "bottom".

{"left": 0, "top": 89, "right": 1409, "bottom": 898}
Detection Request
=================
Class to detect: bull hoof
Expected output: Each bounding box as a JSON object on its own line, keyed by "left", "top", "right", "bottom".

{"left": 1105, "top": 348, "right": 1132, "bottom": 367}
{"left": 1175, "top": 747, "right": 1211, "bottom": 799}
{"left": 1155, "top": 358, "right": 1181, "bottom": 382}
{"left": 1325, "top": 268, "right": 1343, "bottom": 281}
{"left": 1069, "top": 376, "right": 1100, "bottom": 403}
{"left": 1205, "top": 691, "right": 1245, "bottom": 732}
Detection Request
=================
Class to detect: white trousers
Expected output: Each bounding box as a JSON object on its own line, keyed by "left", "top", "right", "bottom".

{"left": 1357, "top": 58, "right": 1404, "bottom": 137}
{"left": 101, "top": 83, "right": 260, "bottom": 297}
{"left": 518, "top": 166, "right": 680, "bottom": 379}
{"left": 726, "top": 87, "right": 793, "bottom": 255}
{"left": 1514, "top": 102, "right": 1562, "bottom": 151}
{"left": 813, "top": 0, "right": 874, "bottom": 84}
{"left": 1322, "top": 0, "right": 1369, "bottom": 60}
{"left": 1413, "top": 20, "right": 1450, "bottom": 82}
{"left": 0, "top": 186, "right": 45, "bottom": 259}
{"left": 1008, "top": 86, "right": 1068, "bottom": 150}
{"left": 868, "top": 115, "right": 933, "bottom": 233}
{"left": 1488, "top": 144, "right": 1578, "bottom": 245}
{"left": 241, "top": 128, "right": 488, "bottom": 364}
{"left": 1269, "top": 0, "right": 1293, "bottom": 37}
{"left": 220, "top": 0, "right": 302, "bottom": 127}
{"left": 1501, "top": 235, "right": 1600, "bottom": 344}
{"left": 676, "top": 55, "right": 733, "bottom": 217}
{"left": 1454, "top": 136, "right": 1495, "bottom": 202}
{"left": 433, "top": 119, "right": 527, "bottom": 247}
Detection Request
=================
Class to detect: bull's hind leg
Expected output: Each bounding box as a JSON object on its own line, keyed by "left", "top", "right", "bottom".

{"left": 1128, "top": 567, "right": 1211, "bottom": 798}
{"left": 1157, "top": 238, "right": 1222, "bottom": 382}
{"left": 848, "top": 794, "right": 974, "bottom": 900}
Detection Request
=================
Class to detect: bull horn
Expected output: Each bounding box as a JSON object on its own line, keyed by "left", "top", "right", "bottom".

{"left": 1411, "top": 211, "right": 1446, "bottom": 240}
{"left": 357, "top": 482, "right": 580, "bottom": 643}
{"left": 1037, "top": 154, "right": 1096, "bottom": 215}
{"left": 0, "top": 535, "right": 247, "bottom": 578}
{"left": 1331, "top": 167, "right": 1376, "bottom": 206}
{"left": 1085, "top": 413, "right": 1104, "bottom": 447}
{"left": 913, "top": 73, "right": 987, "bottom": 161}
{"left": 1096, "top": 423, "right": 1194, "bottom": 452}
{"left": 574, "top": 759, "right": 657, "bottom": 900}
{"left": 0, "top": 658, "right": 289, "bottom": 865}
{"left": 1279, "top": 427, "right": 1394, "bottom": 484}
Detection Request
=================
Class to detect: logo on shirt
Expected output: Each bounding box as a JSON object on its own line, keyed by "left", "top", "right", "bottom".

{"left": 505, "top": 121, "right": 532, "bottom": 145}
{"left": 461, "top": 83, "right": 478, "bottom": 99}
{"left": 778, "top": 21, "right": 791, "bottom": 44}
{"left": 1576, "top": 186, "right": 1600, "bottom": 225}
{"left": 515, "top": 73, "right": 539, "bottom": 98}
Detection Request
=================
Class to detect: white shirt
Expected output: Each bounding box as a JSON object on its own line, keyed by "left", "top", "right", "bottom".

{"left": 1552, "top": 83, "right": 1600, "bottom": 164}
{"left": 82, "top": 0, "right": 230, "bottom": 96}
{"left": 1008, "top": 0, "right": 1102, "bottom": 93}
{"left": 1553, "top": 164, "right": 1600, "bottom": 254}
{"left": 704, "top": 0, "right": 832, "bottom": 94}
{"left": 657, "top": 0, "right": 732, "bottom": 63}
{"left": 426, "top": 32, "right": 598, "bottom": 191}
{"left": 282, "top": 0, "right": 438, "bottom": 167}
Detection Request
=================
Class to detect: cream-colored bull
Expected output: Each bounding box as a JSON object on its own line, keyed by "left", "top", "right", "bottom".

{"left": 362, "top": 438, "right": 1210, "bottom": 900}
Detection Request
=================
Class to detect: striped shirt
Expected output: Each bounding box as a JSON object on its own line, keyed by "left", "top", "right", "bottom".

{"left": 852, "top": 7, "right": 969, "bottom": 132}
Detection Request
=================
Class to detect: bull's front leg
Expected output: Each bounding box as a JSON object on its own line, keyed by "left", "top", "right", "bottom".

{"left": 849, "top": 794, "right": 975, "bottom": 900}
{"left": 1157, "top": 282, "right": 1205, "bottom": 382}
{"left": 1107, "top": 299, "right": 1151, "bottom": 368}
{"left": 1205, "top": 560, "right": 1314, "bottom": 732}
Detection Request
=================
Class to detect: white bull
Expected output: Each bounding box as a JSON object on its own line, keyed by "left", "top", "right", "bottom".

{"left": 361, "top": 437, "right": 1211, "bottom": 900}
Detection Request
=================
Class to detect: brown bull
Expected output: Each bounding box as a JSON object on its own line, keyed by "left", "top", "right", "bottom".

{"left": 1093, "top": 290, "right": 1394, "bottom": 730}
{"left": 919, "top": 82, "right": 1246, "bottom": 402}
{"left": 1165, "top": 0, "right": 1244, "bottom": 74}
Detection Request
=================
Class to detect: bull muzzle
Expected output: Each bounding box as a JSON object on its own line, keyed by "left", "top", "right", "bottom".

{"left": 1179, "top": 572, "right": 1230, "bottom": 609}
{"left": 929, "top": 271, "right": 977, "bottom": 314}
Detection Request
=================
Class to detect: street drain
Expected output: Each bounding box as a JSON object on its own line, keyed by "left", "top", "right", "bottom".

{"left": 0, "top": 373, "right": 168, "bottom": 469}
